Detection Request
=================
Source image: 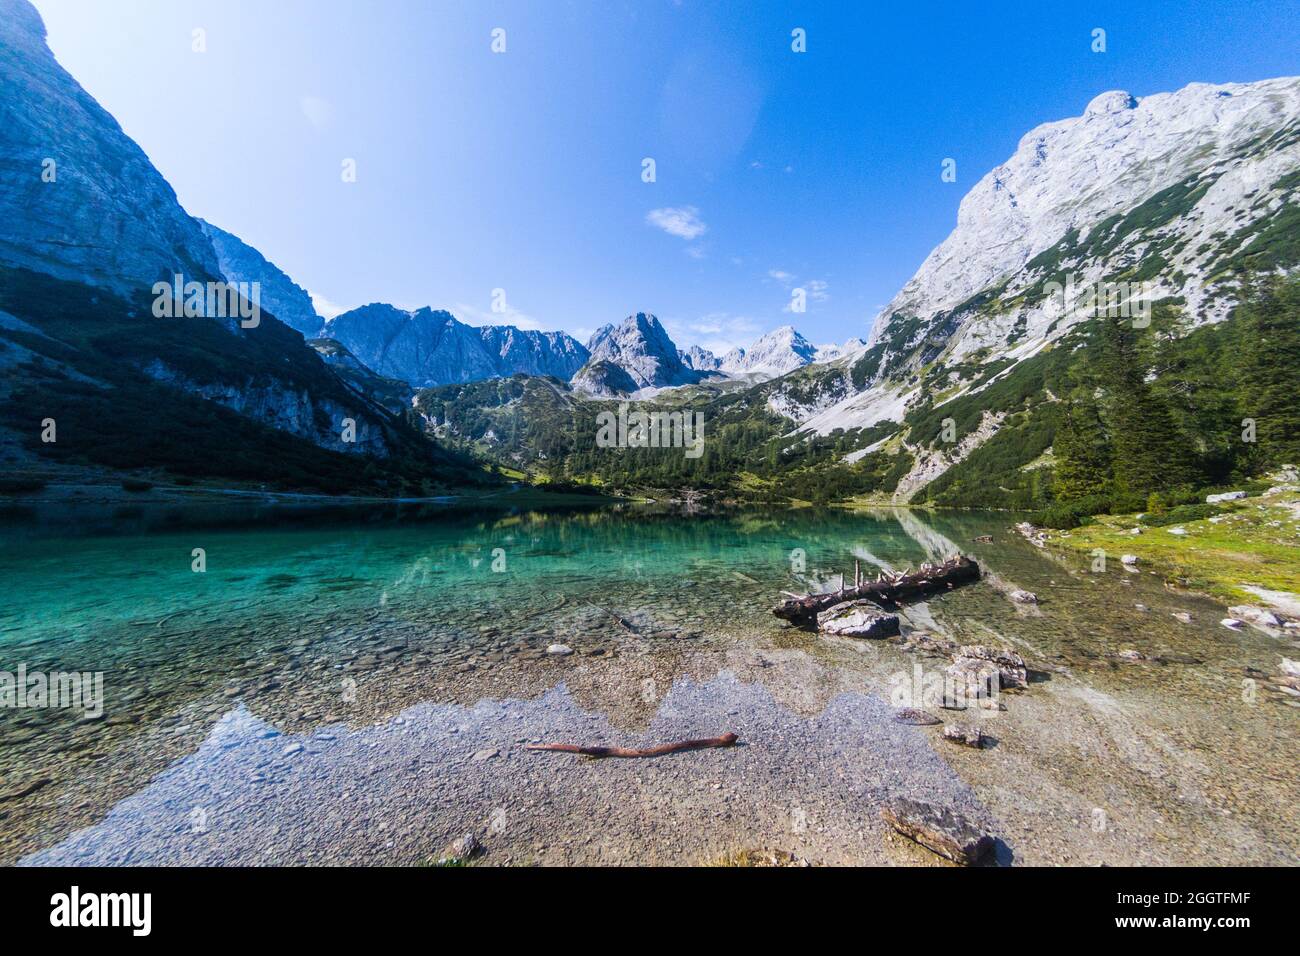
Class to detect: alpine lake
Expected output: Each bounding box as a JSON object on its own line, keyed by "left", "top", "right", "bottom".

{"left": 0, "top": 497, "right": 1294, "bottom": 866}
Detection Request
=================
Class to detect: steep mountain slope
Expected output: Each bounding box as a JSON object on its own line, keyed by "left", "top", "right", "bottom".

{"left": 757, "top": 78, "right": 1300, "bottom": 500}
{"left": 308, "top": 337, "right": 414, "bottom": 416}
{"left": 0, "top": 0, "right": 482, "bottom": 494}
{"left": 198, "top": 219, "right": 323, "bottom": 337}
{"left": 0, "top": 0, "right": 220, "bottom": 293}
{"left": 0, "top": 266, "right": 483, "bottom": 494}
{"left": 873, "top": 82, "right": 1300, "bottom": 336}
{"left": 573, "top": 312, "right": 705, "bottom": 395}
{"left": 323, "top": 304, "right": 589, "bottom": 388}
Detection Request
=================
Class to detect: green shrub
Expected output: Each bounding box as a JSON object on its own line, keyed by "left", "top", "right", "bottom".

{"left": 1033, "top": 494, "right": 1112, "bottom": 529}
{"left": 1139, "top": 503, "right": 1232, "bottom": 527}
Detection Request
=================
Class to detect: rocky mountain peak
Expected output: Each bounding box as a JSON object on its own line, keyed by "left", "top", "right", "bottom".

{"left": 577, "top": 312, "right": 701, "bottom": 393}
{"left": 1084, "top": 90, "right": 1137, "bottom": 116}
{"left": 324, "top": 305, "right": 588, "bottom": 388}
{"left": 0, "top": 0, "right": 221, "bottom": 294}
{"left": 720, "top": 324, "right": 818, "bottom": 378}
{"left": 870, "top": 76, "right": 1300, "bottom": 344}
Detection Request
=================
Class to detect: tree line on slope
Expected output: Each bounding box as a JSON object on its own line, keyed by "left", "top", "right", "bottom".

{"left": 1040, "top": 276, "right": 1300, "bottom": 526}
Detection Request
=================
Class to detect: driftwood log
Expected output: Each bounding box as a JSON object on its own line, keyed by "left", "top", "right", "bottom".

{"left": 525, "top": 732, "right": 739, "bottom": 759}
{"left": 773, "top": 555, "right": 981, "bottom": 627}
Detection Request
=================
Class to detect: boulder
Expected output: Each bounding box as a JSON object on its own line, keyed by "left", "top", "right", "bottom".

{"left": 945, "top": 657, "right": 1001, "bottom": 704}
{"left": 880, "top": 798, "right": 995, "bottom": 865}
{"left": 1227, "top": 606, "right": 1283, "bottom": 629}
{"left": 942, "top": 725, "right": 989, "bottom": 748}
{"left": 952, "top": 644, "right": 1028, "bottom": 689}
{"left": 1121, "top": 554, "right": 1139, "bottom": 566}
{"left": 1008, "top": 589, "right": 1038, "bottom": 605}
{"left": 816, "top": 600, "right": 900, "bottom": 639}
{"left": 1206, "top": 491, "right": 1248, "bottom": 503}
{"left": 436, "top": 832, "right": 482, "bottom": 865}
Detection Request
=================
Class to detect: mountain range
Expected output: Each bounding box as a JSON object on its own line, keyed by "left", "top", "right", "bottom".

{"left": 321, "top": 304, "right": 590, "bottom": 388}
{"left": 1, "top": 0, "right": 1296, "bottom": 505}
{"left": 0, "top": 0, "right": 483, "bottom": 495}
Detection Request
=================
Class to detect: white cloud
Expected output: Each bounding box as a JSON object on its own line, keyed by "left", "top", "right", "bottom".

{"left": 767, "top": 269, "right": 795, "bottom": 286}
{"left": 646, "top": 206, "right": 707, "bottom": 241}
{"left": 806, "top": 278, "right": 830, "bottom": 302}
{"left": 299, "top": 96, "right": 334, "bottom": 131}
{"left": 686, "top": 244, "right": 707, "bottom": 260}
{"left": 309, "top": 290, "right": 346, "bottom": 320}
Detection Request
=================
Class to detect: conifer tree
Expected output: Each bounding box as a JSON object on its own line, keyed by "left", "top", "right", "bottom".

{"left": 1237, "top": 278, "right": 1300, "bottom": 468}
{"left": 1099, "top": 312, "right": 1194, "bottom": 496}
{"left": 1053, "top": 386, "right": 1112, "bottom": 500}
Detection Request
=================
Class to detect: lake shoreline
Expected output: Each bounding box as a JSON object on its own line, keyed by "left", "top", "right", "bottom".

{"left": 2, "top": 501, "right": 1295, "bottom": 866}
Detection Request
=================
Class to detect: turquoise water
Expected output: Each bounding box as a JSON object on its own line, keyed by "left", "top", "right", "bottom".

{"left": 1, "top": 499, "right": 1295, "bottom": 865}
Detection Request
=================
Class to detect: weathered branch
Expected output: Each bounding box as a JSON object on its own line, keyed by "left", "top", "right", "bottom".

{"left": 773, "top": 555, "right": 981, "bottom": 626}
{"left": 525, "top": 732, "right": 739, "bottom": 759}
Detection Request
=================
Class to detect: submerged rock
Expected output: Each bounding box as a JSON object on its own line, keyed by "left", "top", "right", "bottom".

{"left": 545, "top": 644, "right": 574, "bottom": 656}
{"left": 942, "top": 725, "right": 989, "bottom": 748}
{"left": 436, "top": 832, "right": 482, "bottom": 865}
{"left": 816, "top": 601, "right": 900, "bottom": 639}
{"left": 880, "top": 798, "right": 995, "bottom": 865}
{"left": 951, "top": 645, "right": 1028, "bottom": 689}
{"left": 1009, "top": 589, "right": 1038, "bottom": 605}
{"left": 893, "top": 708, "right": 942, "bottom": 726}
{"left": 1014, "top": 522, "right": 1048, "bottom": 548}
{"left": 900, "top": 633, "right": 959, "bottom": 657}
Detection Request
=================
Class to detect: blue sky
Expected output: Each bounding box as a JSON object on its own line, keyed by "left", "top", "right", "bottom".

{"left": 33, "top": 0, "right": 1300, "bottom": 352}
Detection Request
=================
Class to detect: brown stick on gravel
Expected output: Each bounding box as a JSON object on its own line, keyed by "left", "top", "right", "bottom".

{"left": 525, "top": 732, "right": 739, "bottom": 759}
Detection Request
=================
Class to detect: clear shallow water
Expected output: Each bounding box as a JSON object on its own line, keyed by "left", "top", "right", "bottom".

{"left": 1, "top": 500, "right": 1296, "bottom": 865}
